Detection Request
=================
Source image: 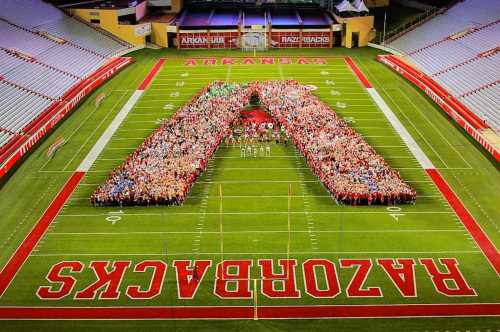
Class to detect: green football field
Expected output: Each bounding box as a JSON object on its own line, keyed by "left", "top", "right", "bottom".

{"left": 0, "top": 48, "right": 498, "bottom": 331}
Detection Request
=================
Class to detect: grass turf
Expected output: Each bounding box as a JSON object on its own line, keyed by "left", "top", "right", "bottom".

{"left": 0, "top": 48, "right": 498, "bottom": 331}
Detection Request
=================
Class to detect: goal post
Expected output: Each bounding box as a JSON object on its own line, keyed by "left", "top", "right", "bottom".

{"left": 253, "top": 278, "right": 258, "bottom": 320}
{"left": 241, "top": 30, "right": 268, "bottom": 52}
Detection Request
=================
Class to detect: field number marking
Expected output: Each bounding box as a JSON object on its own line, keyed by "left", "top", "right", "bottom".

{"left": 387, "top": 206, "right": 405, "bottom": 221}
{"left": 106, "top": 210, "right": 123, "bottom": 225}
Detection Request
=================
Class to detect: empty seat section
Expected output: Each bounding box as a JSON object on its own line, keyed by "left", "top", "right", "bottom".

{"left": 388, "top": 0, "right": 500, "bottom": 131}
{"left": 0, "top": 0, "right": 64, "bottom": 28}
{"left": 0, "top": 50, "right": 25, "bottom": 74}
{"left": 0, "top": 20, "right": 56, "bottom": 56}
{"left": 0, "top": 0, "right": 132, "bottom": 151}
{"left": 3, "top": 61, "right": 79, "bottom": 99}
{"left": 35, "top": 17, "right": 129, "bottom": 57}
{"left": 0, "top": 82, "right": 52, "bottom": 133}
{"left": 36, "top": 44, "right": 105, "bottom": 78}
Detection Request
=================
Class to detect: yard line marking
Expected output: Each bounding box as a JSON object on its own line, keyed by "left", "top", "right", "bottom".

{"left": 28, "top": 250, "right": 482, "bottom": 257}
{"left": 111, "top": 137, "right": 146, "bottom": 140}
{"left": 47, "top": 229, "right": 466, "bottom": 236}
{"left": 58, "top": 211, "right": 454, "bottom": 217}
{"left": 225, "top": 61, "right": 232, "bottom": 82}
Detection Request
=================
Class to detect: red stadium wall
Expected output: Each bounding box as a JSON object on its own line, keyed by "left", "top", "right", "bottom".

{"left": 178, "top": 31, "right": 239, "bottom": 49}
{"left": 378, "top": 54, "right": 500, "bottom": 162}
{"left": 0, "top": 57, "right": 134, "bottom": 179}
{"left": 270, "top": 30, "right": 331, "bottom": 48}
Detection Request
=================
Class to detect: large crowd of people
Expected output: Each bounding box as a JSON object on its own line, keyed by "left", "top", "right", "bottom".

{"left": 91, "top": 82, "right": 250, "bottom": 206}
{"left": 251, "top": 80, "right": 416, "bottom": 205}
{"left": 91, "top": 80, "right": 416, "bottom": 206}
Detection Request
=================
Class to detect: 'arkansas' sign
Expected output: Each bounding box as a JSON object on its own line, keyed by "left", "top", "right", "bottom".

{"left": 179, "top": 32, "right": 238, "bottom": 49}
{"left": 36, "top": 258, "right": 476, "bottom": 300}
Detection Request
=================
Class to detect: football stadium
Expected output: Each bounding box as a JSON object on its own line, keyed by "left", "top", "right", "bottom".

{"left": 0, "top": 0, "right": 498, "bottom": 331}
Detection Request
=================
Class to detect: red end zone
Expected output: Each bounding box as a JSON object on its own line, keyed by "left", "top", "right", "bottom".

{"left": 0, "top": 56, "right": 498, "bottom": 320}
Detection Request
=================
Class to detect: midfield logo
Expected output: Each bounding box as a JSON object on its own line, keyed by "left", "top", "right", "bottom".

{"left": 36, "top": 258, "right": 476, "bottom": 301}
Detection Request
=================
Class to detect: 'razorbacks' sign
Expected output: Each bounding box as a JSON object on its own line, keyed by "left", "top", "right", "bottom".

{"left": 36, "top": 258, "right": 476, "bottom": 301}
{"left": 271, "top": 31, "right": 331, "bottom": 48}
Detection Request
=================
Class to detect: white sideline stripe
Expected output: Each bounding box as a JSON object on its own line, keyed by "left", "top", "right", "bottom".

{"left": 366, "top": 88, "right": 434, "bottom": 169}
{"left": 77, "top": 91, "right": 143, "bottom": 172}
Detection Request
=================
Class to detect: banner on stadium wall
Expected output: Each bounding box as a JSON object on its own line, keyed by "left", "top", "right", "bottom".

{"left": 377, "top": 55, "right": 500, "bottom": 162}
{"left": 179, "top": 32, "right": 239, "bottom": 49}
{"left": 270, "top": 31, "right": 331, "bottom": 48}
{"left": 0, "top": 57, "right": 134, "bottom": 179}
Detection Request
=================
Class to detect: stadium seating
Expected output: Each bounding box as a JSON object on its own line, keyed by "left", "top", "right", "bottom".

{"left": 388, "top": 0, "right": 500, "bottom": 132}
{"left": 0, "top": 81, "right": 52, "bottom": 133}
{"left": 0, "top": 0, "right": 132, "bottom": 151}
{"left": 35, "top": 17, "right": 130, "bottom": 57}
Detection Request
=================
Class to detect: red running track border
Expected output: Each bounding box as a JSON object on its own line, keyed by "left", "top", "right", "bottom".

{"left": 0, "top": 303, "right": 499, "bottom": 320}
{"left": 138, "top": 58, "right": 166, "bottom": 91}
{"left": 0, "top": 171, "right": 85, "bottom": 298}
{"left": 426, "top": 169, "right": 500, "bottom": 276}
{"left": 344, "top": 57, "right": 372, "bottom": 88}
